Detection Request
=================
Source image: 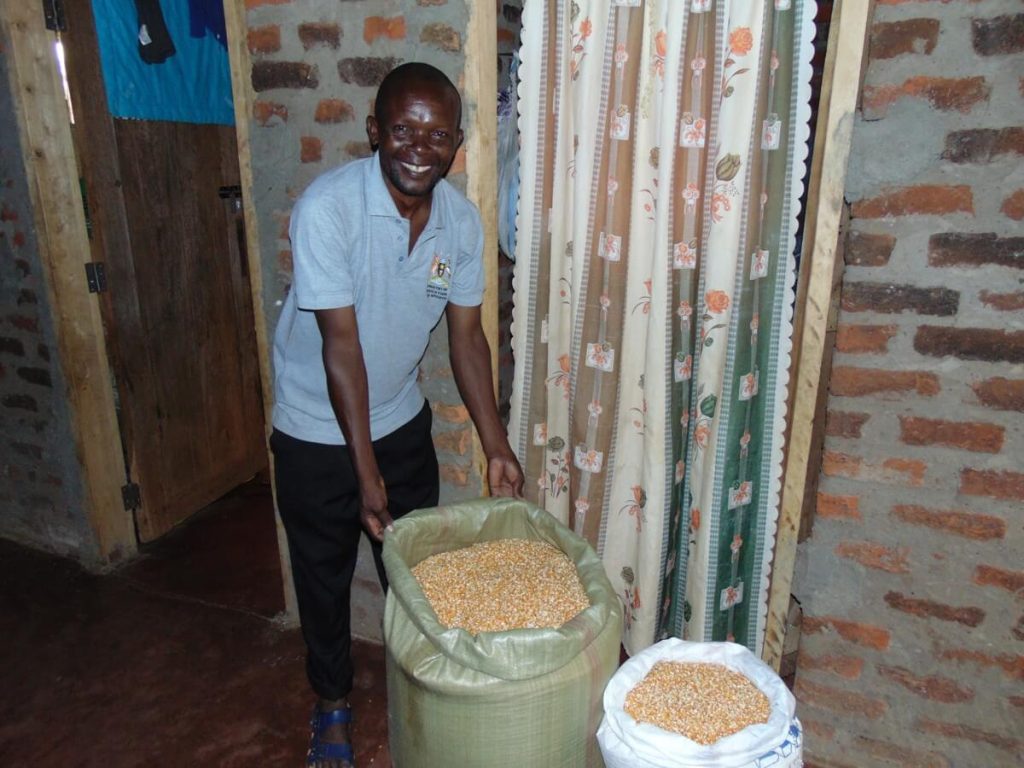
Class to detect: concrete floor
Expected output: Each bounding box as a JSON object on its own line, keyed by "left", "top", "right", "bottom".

{"left": 0, "top": 481, "right": 391, "bottom": 767}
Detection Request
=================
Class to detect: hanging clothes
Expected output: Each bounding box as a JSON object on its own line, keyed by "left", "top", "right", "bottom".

{"left": 133, "top": 0, "right": 175, "bottom": 64}
{"left": 91, "top": 0, "right": 234, "bottom": 124}
{"left": 188, "top": 0, "right": 227, "bottom": 48}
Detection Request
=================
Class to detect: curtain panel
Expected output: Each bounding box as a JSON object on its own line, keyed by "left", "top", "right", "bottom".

{"left": 509, "top": 0, "right": 816, "bottom": 654}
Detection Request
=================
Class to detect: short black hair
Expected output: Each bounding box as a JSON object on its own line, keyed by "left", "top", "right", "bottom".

{"left": 374, "top": 62, "right": 462, "bottom": 126}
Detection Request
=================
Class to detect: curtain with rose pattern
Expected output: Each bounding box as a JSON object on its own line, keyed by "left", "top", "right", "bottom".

{"left": 509, "top": 0, "right": 816, "bottom": 654}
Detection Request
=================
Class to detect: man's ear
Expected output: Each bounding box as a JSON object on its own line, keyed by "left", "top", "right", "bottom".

{"left": 366, "top": 115, "right": 379, "bottom": 150}
{"left": 456, "top": 128, "right": 464, "bottom": 149}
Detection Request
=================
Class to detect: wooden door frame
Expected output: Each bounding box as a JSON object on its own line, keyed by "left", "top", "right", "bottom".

{"left": 222, "top": 2, "right": 499, "bottom": 621}
{"left": 0, "top": 0, "right": 136, "bottom": 564}
{"left": 762, "top": 0, "right": 873, "bottom": 669}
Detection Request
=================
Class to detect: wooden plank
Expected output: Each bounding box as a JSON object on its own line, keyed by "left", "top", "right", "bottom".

{"left": 222, "top": 0, "right": 297, "bottom": 620}
{"left": 464, "top": 0, "right": 499, "bottom": 491}
{"left": 0, "top": 0, "right": 136, "bottom": 562}
{"left": 763, "top": 0, "right": 872, "bottom": 670}
{"left": 60, "top": 0, "right": 155, "bottom": 532}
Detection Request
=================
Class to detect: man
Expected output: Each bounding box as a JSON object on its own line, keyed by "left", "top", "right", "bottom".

{"left": 270, "top": 63, "right": 524, "bottom": 768}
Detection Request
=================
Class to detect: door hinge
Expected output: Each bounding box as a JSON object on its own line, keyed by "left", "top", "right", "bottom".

{"left": 122, "top": 482, "right": 141, "bottom": 511}
{"left": 85, "top": 262, "right": 107, "bottom": 293}
{"left": 42, "top": 0, "right": 66, "bottom": 32}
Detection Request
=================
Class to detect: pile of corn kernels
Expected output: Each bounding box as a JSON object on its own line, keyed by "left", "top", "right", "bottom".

{"left": 411, "top": 538, "right": 589, "bottom": 634}
{"left": 624, "top": 661, "right": 770, "bottom": 745}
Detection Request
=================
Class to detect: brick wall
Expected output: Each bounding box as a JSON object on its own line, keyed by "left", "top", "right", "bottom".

{"left": 0, "top": 38, "right": 94, "bottom": 561}
{"left": 794, "top": 2, "right": 1023, "bottom": 766}
{"left": 242, "top": 0, "right": 484, "bottom": 639}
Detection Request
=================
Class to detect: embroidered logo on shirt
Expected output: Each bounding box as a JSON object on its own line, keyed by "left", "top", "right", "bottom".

{"left": 427, "top": 253, "right": 452, "bottom": 300}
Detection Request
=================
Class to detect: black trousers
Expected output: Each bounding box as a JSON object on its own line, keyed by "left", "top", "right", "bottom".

{"left": 271, "top": 402, "right": 439, "bottom": 700}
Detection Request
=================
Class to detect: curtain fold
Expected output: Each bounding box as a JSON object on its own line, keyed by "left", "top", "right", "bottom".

{"left": 510, "top": 0, "right": 815, "bottom": 654}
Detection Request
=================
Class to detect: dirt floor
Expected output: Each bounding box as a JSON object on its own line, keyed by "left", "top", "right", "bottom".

{"left": 0, "top": 481, "right": 390, "bottom": 767}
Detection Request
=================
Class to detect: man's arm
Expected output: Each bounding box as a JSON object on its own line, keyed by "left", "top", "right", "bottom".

{"left": 446, "top": 303, "right": 524, "bottom": 498}
{"left": 315, "top": 307, "right": 392, "bottom": 540}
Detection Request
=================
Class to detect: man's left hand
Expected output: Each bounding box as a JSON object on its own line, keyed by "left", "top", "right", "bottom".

{"left": 488, "top": 453, "right": 525, "bottom": 498}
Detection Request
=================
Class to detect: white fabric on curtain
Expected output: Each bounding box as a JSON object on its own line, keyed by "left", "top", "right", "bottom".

{"left": 510, "top": 0, "right": 816, "bottom": 654}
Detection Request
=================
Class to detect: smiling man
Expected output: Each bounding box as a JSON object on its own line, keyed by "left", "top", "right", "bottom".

{"left": 270, "top": 63, "right": 524, "bottom": 768}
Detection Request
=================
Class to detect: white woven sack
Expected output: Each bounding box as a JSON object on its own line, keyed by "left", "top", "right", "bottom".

{"left": 597, "top": 639, "right": 801, "bottom": 768}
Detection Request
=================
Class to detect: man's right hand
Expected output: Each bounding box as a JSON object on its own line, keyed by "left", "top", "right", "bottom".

{"left": 360, "top": 474, "right": 394, "bottom": 542}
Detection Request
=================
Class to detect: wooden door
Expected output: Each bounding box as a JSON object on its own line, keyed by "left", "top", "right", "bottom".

{"left": 61, "top": 0, "right": 266, "bottom": 542}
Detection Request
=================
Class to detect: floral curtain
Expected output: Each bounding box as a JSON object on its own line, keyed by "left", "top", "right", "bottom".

{"left": 509, "top": 0, "right": 815, "bottom": 654}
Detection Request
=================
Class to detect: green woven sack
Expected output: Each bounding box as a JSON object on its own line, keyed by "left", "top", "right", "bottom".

{"left": 383, "top": 497, "right": 622, "bottom": 768}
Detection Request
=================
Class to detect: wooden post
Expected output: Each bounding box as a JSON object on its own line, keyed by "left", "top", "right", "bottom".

{"left": 222, "top": 0, "right": 297, "bottom": 621}
{"left": 0, "top": 0, "right": 136, "bottom": 563}
{"left": 464, "top": 0, "right": 499, "bottom": 492}
{"left": 763, "top": 0, "right": 872, "bottom": 670}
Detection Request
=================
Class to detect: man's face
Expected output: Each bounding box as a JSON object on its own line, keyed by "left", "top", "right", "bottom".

{"left": 366, "top": 82, "right": 463, "bottom": 204}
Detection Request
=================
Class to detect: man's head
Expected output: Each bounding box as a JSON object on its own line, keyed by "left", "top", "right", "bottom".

{"left": 366, "top": 63, "right": 463, "bottom": 206}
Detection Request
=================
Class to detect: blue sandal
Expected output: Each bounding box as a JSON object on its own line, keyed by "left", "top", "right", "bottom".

{"left": 307, "top": 705, "right": 355, "bottom": 767}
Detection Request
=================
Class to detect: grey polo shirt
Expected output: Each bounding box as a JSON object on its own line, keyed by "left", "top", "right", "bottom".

{"left": 271, "top": 153, "right": 484, "bottom": 445}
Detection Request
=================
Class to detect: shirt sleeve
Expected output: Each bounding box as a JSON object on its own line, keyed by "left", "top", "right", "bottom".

{"left": 290, "top": 190, "right": 355, "bottom": 310}
{"left": 447, "top": 199, "right": 485, "bottom": 307}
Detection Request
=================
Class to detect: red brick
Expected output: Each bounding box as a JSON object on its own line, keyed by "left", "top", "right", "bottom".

{"left": 794, "top": 678, "right": 887, "bottom": 719}
{"left": 972, "top": 14, "right": 1024, "bottom": 56}
{"left": 892, "top": 504, "right": 1006, "bottom": 540}
{"left": 435, "top": 428, "right": 471, "bottom": 455}
{"left": 942, "top": 127, "right": 1024, "bottom": 163}
{"left": 835, "top": 325, "right": 896, "bottom": 354}
{"left": 252, "top": 61, "right": 318, "bottom": 91}
{"left": 851, "top": 185, "right": 974, "bottom": 218}
{"left": 1002, "top": 189, "right": 1024, "bottom": 221}
{"left": 841, "top": 282, "right": 958, "bottom": 315}
{"left": 898, "top": 416, "right": 1004, "bottom": 453}
{"left": 916, "top": 718, "right": 1023, "bottom": 754}
{"left": 300, "top": 136, "right": 322, "bottom": 164}
{"left": 1016, "top": 615, "right": 1024, "bottom": 642}
{"left": 825, "top": 410, "right": 870, "bottom": 438}
{"left": 363, "top": 16, "right": 406, "bottom": 44}
{"left": 973, "top": 564, "right": 1024, "bottom": 594}
{"left": 980, "top": 289, "right": 1024, "bottom": 311}
{"left": 298, "top": 22, "right": 341, "bottom": 50}
{"left": 497, "top": 28, "right": 517, "bottom": 45}
{"left": 449, "top": 146, "right": 467, "bottom": 176}
{"left": 878, "top": 665, "right": 974, "bottom": 703}
{"left": 421, "top": 23, "right": 461, "bottom": 52}
{"left": 929, "top": 232, "right": 1023, "bottom": 268}
{"left": 829, "top": 366, "right": 940, "bottom": 398}
{"left": 972, "top": 377, "right": 1024, "bottom": 411}
{"left": 12, "top": 232, "right": 26, "bottom": 248}
{"left": 822, "top": 452, "right": 926, "bottom": 486}
{"left": 915, "top": 326, "right": 1024, "bottom": 364}
{"left": 801, "top": 717, "right": 836, "bottom": 741}
{"left": 247, "top": 25, "right": 280, "bottom": 54}
{"left": 863, "top": 77, "right": 989, "bottom": 118}
{"left": 835, "top": 540, "right": 910, "bottom": 573}
{"left": 253, "top": 100, "right": 287, "bottom": 126}
{"left": 276, "top": 250, "right": 292, "bottom": 272}
{"left": 853, "top": 737, "right": 950, "bottom": 768}
{"left": 798, "top": 651, "right": 864, "bottom": 680}
{"left": 960, "top": 468, "right": 1024, "bottom": 500}
{"left": 802, "top": 615, "right": 891, "bottom": 650}
{"left": 344, "top": 141, "right": 373, "bottom": 159}
{"left": 845, "top": 231, "right": 895, "bottom": 266}
{"left": 439, "top": 463, "right": 470, "bottom": 486}
{"left": 937, "top": 648, "right": 1024, "bottom": 680}
{"left": 338, "top": 57, "right": 402, "bottom": 87}
{"left": 884, "top": 591, "right": 985, "bottom": 627}
{"left": 314, "top": 99, "right": 355, "bottom": 124}
{"left": 2, "top": 394, "right": 37, "bottom": 412}
{"left": 0, "top": 203, "right": 17, "bottom": 221}
{"left": 8, "top": 315, "right": 38, "bottom": 332}
{"left": 816, "top": 492, "right": 861, "bottom": 520}
{"left": 870, "top": 18, "right": 939, "bottom": 59}
{"left": 432, "top": 402, "right": 470, "bottom": 424}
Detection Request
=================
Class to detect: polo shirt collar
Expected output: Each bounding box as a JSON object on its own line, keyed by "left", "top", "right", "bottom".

{"left": 365, "top": 151, "right": 446, "bottom": 231}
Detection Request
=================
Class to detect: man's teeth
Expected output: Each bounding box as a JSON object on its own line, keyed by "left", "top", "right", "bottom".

{"left": 402, "top": 162, "right": 429, "bottom": 173}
